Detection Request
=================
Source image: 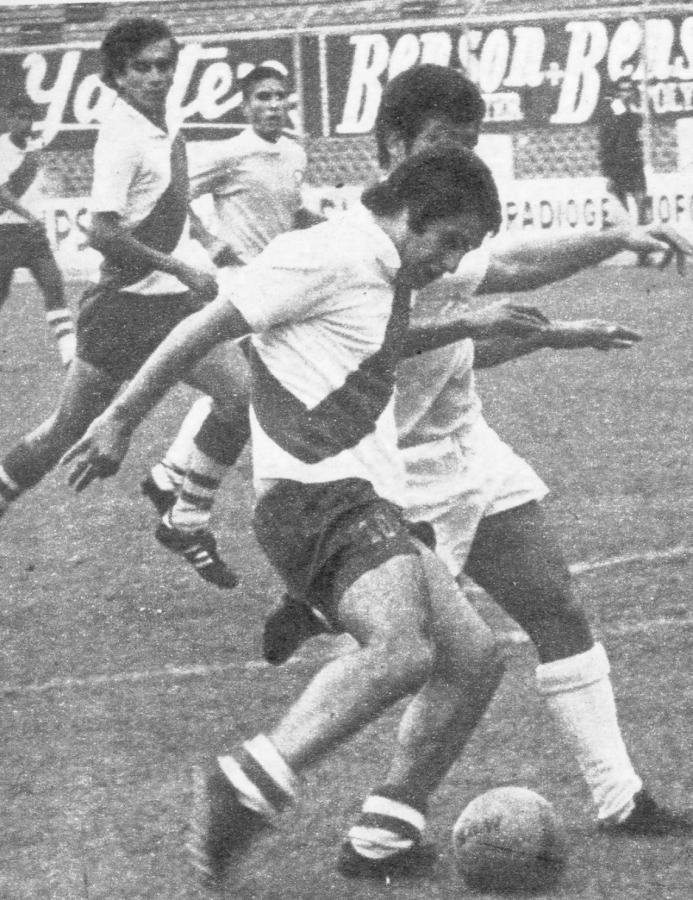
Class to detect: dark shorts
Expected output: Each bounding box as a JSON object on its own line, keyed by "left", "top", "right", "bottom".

{"left": 0, "top": 224, "right": 53, "bottom": 297}
{"left": 76, "top": 285, "right": 204, "bottom": 383}
{"left": 253, "top": 477, "right": 423, "bottom": 627}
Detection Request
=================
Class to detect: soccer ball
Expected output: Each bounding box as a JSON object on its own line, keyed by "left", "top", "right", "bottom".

{"left": 452, "top": 786, "right": 567, "bottom": 893}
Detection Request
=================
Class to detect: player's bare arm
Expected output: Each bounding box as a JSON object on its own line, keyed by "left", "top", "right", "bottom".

{"left": 478, "top": 220, "right": 693, "bottom": 294}
{"left": 89, "top": 211, "right": 219, "bottom": 300}
{"left": 402, "top": 299, "right": 549, "bottom": 357}
{"left": 473, "top": 319, "right": 642, "bottom": 369}
{"left": 62, "top": 295, "right": 252, "bottom": 489}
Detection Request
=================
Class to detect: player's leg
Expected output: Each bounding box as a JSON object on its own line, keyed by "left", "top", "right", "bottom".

{"left": 152, "top": 341, "right": 250, "bottom": 588}
{"left": 142, "top": 395, "right": 212, "bottom": 513}
{"left": 466, "top": 500, "right": 690, "bottom": 832}
{"left": 340, "top": 545, "right": 504, "bottom": 879}
{"left": 189, "top": 551, "right": 437, "bottom": 885}
{"left": 0, "top": 356, "right": 120, "bottom": 516}
{"left": 187, "top": 481, "right": 499, "bottom": 884}
{"left": 466, "top": 500, "right": 591, "bottom": 661}
{"left": 27, "top": 243, "right": 76, "bottom": 368}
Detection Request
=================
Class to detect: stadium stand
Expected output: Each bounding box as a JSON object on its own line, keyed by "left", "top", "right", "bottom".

{"left": 0, "top": 1, "right": 689, "bottom": 210}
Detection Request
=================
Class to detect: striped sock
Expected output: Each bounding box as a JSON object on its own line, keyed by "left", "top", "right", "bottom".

{"left": 150, "top": 460, "right": 186, "bottom": 494}
{"left": 45, "top": 308, "right": 76, "bottom": 367}
{"left": 169, "top": 452, "right": 226, "bottom": 532}
{"left": 347, "top": 790, "right": 426, "bottom": 861}
{"left": 218, "top": 735, "right": 297, "bottom": 820}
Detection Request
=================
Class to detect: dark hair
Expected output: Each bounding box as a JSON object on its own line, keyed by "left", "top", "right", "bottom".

{"left": 362, "top": 145, "right": 501, "bottom": 237}
{"left": 241, "top": 65, "right": 288, "bottom": 100}
{"left": 375, "top": 64, "right": 485, "bottom": 168}
{"left": 100, "top": 17, "right": 178, "bottom": 90}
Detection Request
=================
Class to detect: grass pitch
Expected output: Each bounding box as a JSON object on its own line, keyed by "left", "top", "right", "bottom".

{"left": 0, "top": 265, "right": 691, "bottom": 899}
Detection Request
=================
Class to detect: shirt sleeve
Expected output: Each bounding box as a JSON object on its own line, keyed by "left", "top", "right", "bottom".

{"left": 217, "top": 230, "right": 345, "bottom": 333}
{"left": 90, "top": 127, "right": 140, "bottom": 215}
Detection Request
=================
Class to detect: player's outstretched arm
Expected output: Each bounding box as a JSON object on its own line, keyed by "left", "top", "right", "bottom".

{"left": 61, "top": 296, "right": 252, "bottom": 491}
{"left": 402, "top": 300, "right": 549, "bottom": 357}
{"left": 478, "top": 210, "right": 692, "bottom": 294}
{"left": 541, "top": 319, "right": 642, "bottom": 350}
{"left": 474, "top": 319, "right": 642, "bottom": 368}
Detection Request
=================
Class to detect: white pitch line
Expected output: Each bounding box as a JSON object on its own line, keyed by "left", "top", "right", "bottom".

{"left": 2, "top": 545, "right": 692, "bottom": 698}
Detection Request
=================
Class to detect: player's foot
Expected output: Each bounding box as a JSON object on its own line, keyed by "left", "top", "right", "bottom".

{"left": 262, "top": 594, "right": 329, "bottom": 665}
{"left": 141, "top": 474, "right": 176, "bottom": 516}
{"left": 155, "top": 515, "right": 238, "bottom": 589}
{"left": 337, "top": 840, "right": 438, "bottom": 881}
{"left": 187, "top": 761, "right": 271, "bottom": 887}
{"left": 601, "top": 790, "right": 692, "bottom": 836}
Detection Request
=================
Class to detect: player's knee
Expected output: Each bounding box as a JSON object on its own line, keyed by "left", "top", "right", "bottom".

{"left": 371, "top": 630, "right": 435, "bottom": 696}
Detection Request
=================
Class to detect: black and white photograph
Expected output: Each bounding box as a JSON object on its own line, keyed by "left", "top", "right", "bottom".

{"left": 1, "top": 1, "right": 691, "bottom": 897}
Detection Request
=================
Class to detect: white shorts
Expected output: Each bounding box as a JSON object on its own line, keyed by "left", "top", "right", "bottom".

{"left": 399, "top": 420, "right": 548, "bottom": 577}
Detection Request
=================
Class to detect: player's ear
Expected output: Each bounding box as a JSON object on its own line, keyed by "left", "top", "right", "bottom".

{"left": 385, "top": 134, "right": 407, "bottom": 168}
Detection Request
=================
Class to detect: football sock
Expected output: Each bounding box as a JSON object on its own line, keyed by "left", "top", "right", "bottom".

{"left": 45, "top": 308, "right": 76, "bottom": 367}
{"left": 149, "top": 460, "right": 186, "bottom": 495}
{"left": 152, "top": 397, "right": 214, "bottom": 493}
{"left": 218, "top": 734, "right": 297, "bottom": 819}
{"left": 347, "top": 788, "right": 427, "bottom": 860}
{"left": 536, "top": 642, "right": 642, "bottom": 823}
{"left": 169, "top": 406, "right": 249, "bottom": 533}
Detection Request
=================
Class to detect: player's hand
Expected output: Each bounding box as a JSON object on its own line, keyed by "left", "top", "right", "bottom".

{"left": 467, "top": 301, "right": 550, "bottom": 339}
{"left": 61, "top": 413, "right": 133, "bottom": 492}
{"left": 176, "top": 265, "right": 219, "bottom": 303}
{"left": 647, "top": 224, "right": 693, "bottom": 275}
{"left": 617, "top": 222, "right": 693, "bottom": 274}
{"left": 544, "top": 319, "right": 642, "bottom": 351}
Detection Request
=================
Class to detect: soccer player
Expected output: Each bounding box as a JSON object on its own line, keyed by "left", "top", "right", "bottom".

{"left": 0, "top": 18, "right": 249, "bottom": 527}
{"left": 142, "top": 64, "right": 321, "bottom": 586}
{"left": 263, "top": 65, "right": 691, "bottom": 859}
{"left": 597, "top": 77, "right": 649, "bottom": 243}
{"left": 0, "top": 97, "right": 75, "bottom": 367}
{"left": 63, "top": 146, "right": 550, "bottom": 888}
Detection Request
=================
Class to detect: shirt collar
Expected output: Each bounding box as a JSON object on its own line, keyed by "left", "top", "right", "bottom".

{"left": 349, "top": 202, "right": 401, "bottom": 279}
{"left": 113, "top": 95, "right": 175, "bottom": 138}
{"left": 239, "top": 126, "right": 284, "bottom": 153}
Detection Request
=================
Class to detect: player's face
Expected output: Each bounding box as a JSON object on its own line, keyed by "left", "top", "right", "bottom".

{"left": 115, "top": 38, "right": 177, "bottom": 123}
{"left": 399, "top": 210, "right": 488, "bottom": 289}
{"left": 244, "top": 77, "right": 288, "bottom": 143}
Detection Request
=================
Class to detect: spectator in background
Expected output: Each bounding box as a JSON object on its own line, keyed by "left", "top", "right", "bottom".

{"left": 597, "top": 76, "right": 650, "bottom": 263}
{"left": 0, "top": 97, "right": 76, "bottom": 367}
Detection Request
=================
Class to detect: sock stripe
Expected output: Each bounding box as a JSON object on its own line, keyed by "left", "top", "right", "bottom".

{"left": 162, "top": 462, "right": 187, "bottom": 479}
{"left": 356, "top": 812, "right": 422, "bottom": 843}
{"left": 217, "top": 755, "right": 275, "bottom": 819}
{"left": 239, "top": 750, "right": 293, "bottom": 813}
{"left": 185, "top": 471, "right": 221, "bottom": 491}
{"left": 179, "top": 490, "right": 214, "bottom": 511}
{"left": 45, "top": 308, "right": 73, "bottom": 325}
{"left": 362, "top": 795, "right": 426, "bottom": 832}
